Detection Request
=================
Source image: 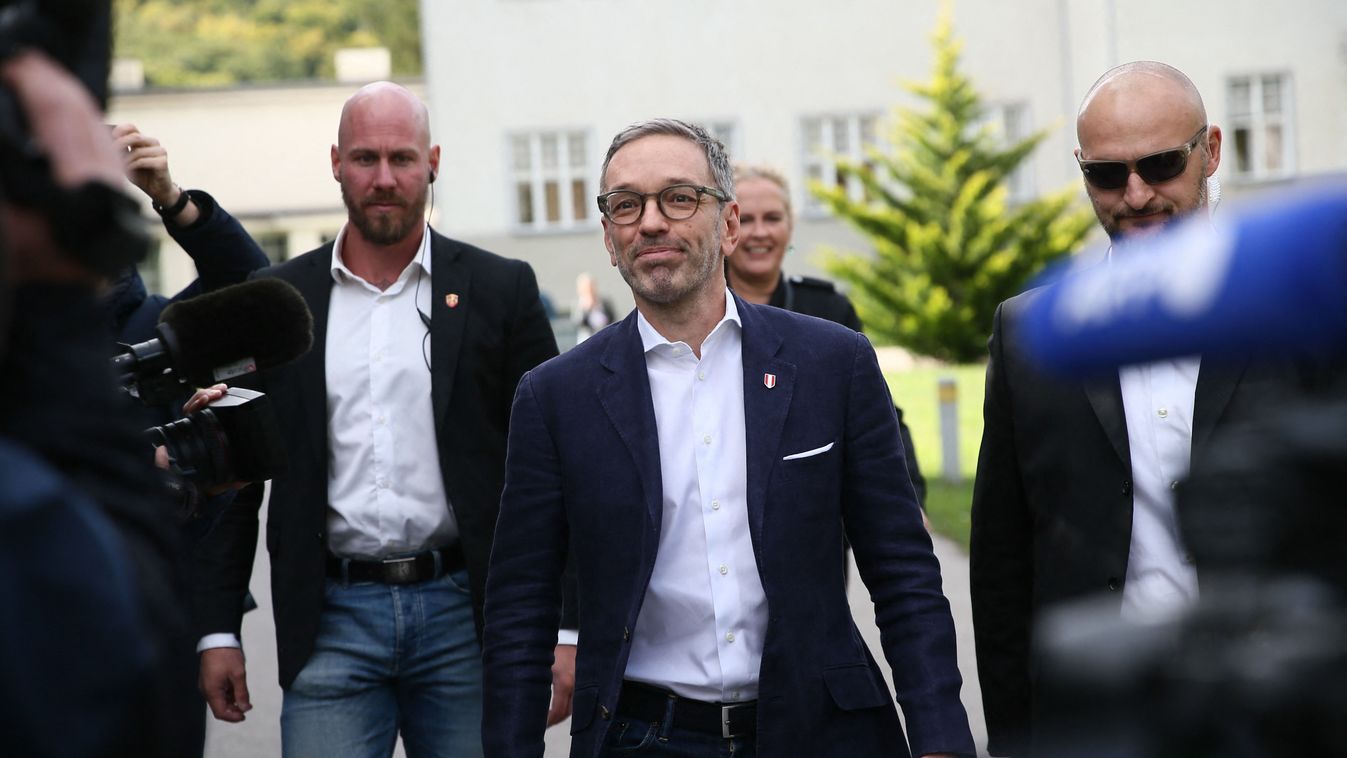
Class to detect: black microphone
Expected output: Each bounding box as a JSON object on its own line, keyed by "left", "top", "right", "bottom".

{"left": 112, "top": 278, "right": 314, "bottom": 391}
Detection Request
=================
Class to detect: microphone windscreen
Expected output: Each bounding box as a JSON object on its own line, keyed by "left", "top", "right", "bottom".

{"left": 158, "top": 278, "right": 314, "bottom": 386}
{"left": 1023, "top": 182, "right": 1347, "bottom": 375}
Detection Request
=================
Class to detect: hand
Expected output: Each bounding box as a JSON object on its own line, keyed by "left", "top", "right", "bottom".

{"left": 183, "top": 383, "right": 229, "bottom": 414}
{"left": 547, "top": 644, "right": 576, "bottom": 727}
{"left": 199, "top": 647, "right": 252, "bottom": 723}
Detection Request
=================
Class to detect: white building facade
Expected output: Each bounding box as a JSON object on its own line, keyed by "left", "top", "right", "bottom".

{"left": 112, "top": 0, "right": 1347, "bottom": 321}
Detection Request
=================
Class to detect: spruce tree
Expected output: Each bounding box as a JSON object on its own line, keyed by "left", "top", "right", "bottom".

{"left": 813, "top": 10, "right": 1095, "bottom": 363}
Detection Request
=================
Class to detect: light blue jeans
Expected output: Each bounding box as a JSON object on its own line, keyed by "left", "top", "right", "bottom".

{"left": 280, "top": 568, "right": 484, "bottom": 758}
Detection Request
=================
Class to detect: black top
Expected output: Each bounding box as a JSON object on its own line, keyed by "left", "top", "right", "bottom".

{"left": 767, "top": 274, "right": 863, "bottom": 332}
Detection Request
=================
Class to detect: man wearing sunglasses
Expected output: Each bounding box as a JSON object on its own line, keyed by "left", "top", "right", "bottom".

{"left": 970, "top": 62, "right": 1305, "bottom": 757}
{"left": 480, "top": 118, "right": 974, "bottom": 757}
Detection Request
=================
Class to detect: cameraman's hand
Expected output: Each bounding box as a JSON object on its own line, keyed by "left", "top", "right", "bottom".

{"left": 184, "top": 383, "right": 229, "bottom": 414}
{"left": 112, "top": 124, "right": 200, "bottom": 226}
{"left": 199, "top": 647, "right": 252, "bottom": 723}
{"left": 0, "top": 50, "right": 125, "bottom": 284}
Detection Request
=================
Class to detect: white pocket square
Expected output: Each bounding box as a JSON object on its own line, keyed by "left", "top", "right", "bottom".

{"left": 782, "top": 441, "right": 835, "bottom": 461}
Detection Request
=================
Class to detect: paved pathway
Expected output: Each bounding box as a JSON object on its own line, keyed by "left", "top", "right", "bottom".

{"left": 205, "top": 503, "right": 986, "bottom": 757}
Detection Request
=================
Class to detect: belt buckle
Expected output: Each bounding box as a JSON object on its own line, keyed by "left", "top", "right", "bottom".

{"left": 381, "top": 555, "right": 418, "bottom": 584}
{"left": 721, "top": 703, "right": 748, "bottom": 739}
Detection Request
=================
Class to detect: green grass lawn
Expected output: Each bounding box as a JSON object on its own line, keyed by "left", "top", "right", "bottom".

{"left": 885, "top": 362, "right": 986, "bottom": 551}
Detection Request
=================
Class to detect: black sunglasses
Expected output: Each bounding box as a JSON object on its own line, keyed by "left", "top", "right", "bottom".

{"left": 1077, "top": 126, "right": 1208, "bottom": 190}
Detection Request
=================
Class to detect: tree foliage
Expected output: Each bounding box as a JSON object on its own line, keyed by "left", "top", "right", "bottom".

{"left": 113, "top": 0, "right": 422, "bottom": 87}
{"left": 812, "top": 9, "right": 1095, "bottom": 363}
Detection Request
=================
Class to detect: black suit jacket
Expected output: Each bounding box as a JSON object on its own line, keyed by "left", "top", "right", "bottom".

{"left": 194, "top": 229, "right": 559, "bottom": 689}
{"left": 968, "top": 288, "right": 1307, "bottom": 756}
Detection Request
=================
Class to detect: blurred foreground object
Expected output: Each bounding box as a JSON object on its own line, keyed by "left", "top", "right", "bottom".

{"left": 1024, "top": 180, "right": 1347, "bottom": 375}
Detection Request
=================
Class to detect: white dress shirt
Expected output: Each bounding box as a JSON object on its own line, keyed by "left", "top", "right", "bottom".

{"left": 198, "top": 224, "right": 456, "bottom": 653}
{"left": 325, "top": 224, "right": 458, "bottom": 559}
{"left": 623, "top": 290, "right": 768, "bottom": 703}
{"left": 1118, "top": 356, "right": 1202, "bottom": 621}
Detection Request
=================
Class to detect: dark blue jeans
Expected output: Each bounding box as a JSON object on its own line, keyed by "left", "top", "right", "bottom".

{"left": 600, "top": 704, "right": 757, "bottom": 757}
{"left": 280, "top": 568, "right": 483, "bottom": 758}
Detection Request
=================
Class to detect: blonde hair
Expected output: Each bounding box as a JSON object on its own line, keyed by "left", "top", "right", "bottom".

{"left": 732, "top": 163, "right": 791, "bottom": 216}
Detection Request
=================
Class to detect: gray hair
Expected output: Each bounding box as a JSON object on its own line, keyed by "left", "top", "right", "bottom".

{"left": 600, "top": 118, "right": 735, "bottom": 199}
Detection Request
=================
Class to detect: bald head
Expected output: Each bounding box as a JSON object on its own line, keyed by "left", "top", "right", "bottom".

{"left": 1074, "top": 61, "right": 1221, "bottom": 242}
{"left": 1077, "top": 61, "right": 1206, "bottom": 145}
{"left": 337, "top": 81, "right": 432, "bottom": 150}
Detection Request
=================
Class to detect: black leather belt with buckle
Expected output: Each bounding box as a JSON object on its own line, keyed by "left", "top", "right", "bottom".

{"left": 326, "top": 545, "right": 465, "bottom": 585}
{"left": 616, "top": 680, "right": 757, "bottom": 739}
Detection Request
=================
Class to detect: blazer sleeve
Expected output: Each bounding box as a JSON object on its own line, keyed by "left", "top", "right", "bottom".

{"left": 969, "top": 302, "right": 1035, "bottom": 757}
{"left": 839, "top": 331, "right": 975, "bottom": 757}
{"left": 162, "top": 190, "right": 271, "bottom": 302}
{"left": 481, "top": 373, "right": 570, "bottom": 757}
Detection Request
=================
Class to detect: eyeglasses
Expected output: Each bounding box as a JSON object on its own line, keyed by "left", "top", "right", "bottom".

{"left": 596, "top": 184, "right": 728, "bottom": 225}
{"left": 1076, "top": 126, "right": 1208, "bottom": 190}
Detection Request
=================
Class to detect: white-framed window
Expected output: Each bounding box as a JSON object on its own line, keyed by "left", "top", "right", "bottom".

{"left": 977, "top": 101, "right": 1034, "bottom": 203}
{"left": 509, "top": 130, "right": 593, "bottom": 231}
{"left": 800, "top": 112, "right": 882, "bottom": 214}
{"left": 1226, "top": 73, "right": 1295, "bottom": 181}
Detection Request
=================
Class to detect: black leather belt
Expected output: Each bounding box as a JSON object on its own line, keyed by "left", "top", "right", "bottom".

{"left": 325, "top": 545, "right": 464, "bottom": 585}
{"left": 617, "top": 680, "right": 756, "bottom": 739}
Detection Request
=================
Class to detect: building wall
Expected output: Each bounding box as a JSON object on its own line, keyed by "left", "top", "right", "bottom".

{"left": 109, "top": 1, "right": 1347, "bottom": 316}
{"left": 421, "top": 0, "right": 1347, "bottom": 316}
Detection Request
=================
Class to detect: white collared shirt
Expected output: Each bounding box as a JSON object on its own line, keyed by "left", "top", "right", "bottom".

{"left": 324, "top": 224, "right": 458, "bottom": 558}
{"left": 623, "top": 289, "right": 768, "bottom": 703}
{"left": 1118, "top": 356, "right": 1202, "bottom": 621}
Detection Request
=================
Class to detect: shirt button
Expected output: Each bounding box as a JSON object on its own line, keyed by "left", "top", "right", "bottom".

{"left": 698, "top": 371, "right": 706, "bottom": 381}
{"left": 719, "top": 564, "right": 728, "bottom": 575}
{"left": 703, "top": 435, "right": 712, "bottom": 445}
{"left": 730, "top": 692, "right": 740, "bottom": 701}
{"left": 377, "top": 415, "right": 386, "bottom": 425}
{"left": 1157, "top": 407, "right": 1169, "bottom": 418}
{"left": 726, "top": 632, "right": 735, "bottom": 643}
{"left": 711, "top": 500, "right": 721, "bottom": 510}
{"left": 1170, "top": 480, "right": 1180, "bottom": 491}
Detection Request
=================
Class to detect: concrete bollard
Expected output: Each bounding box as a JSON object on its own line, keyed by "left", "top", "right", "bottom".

{"left": 938, "top": 377, "right": 960, "bottom": 482}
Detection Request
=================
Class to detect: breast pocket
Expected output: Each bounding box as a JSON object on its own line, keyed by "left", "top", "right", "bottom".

{"left": 781, "top": 440, "right": 835, "bottom": 462}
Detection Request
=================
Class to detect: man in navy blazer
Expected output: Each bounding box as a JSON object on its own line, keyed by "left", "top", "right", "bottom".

{"left": 482, "top": 119, "right": 973, "bottom": 758}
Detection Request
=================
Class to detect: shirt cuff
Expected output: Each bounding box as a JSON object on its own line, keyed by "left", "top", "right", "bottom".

{"left": 197, "top": 633, "right": 242, "bottom": 653}
{"left": 557, "top": 628, "right": 579, "bottom": 646}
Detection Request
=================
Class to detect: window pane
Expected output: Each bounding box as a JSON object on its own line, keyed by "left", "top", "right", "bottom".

{"left": 1264, "top": 124, "right": 1283, "bottom": 172}
{"left": 544, "top": 181, "right": 561, "bottom": 222}
{"left": 511, "top": 135, "right": 532, "bottom": 171}
{"left": 803, "top": 118, "right": 823, "bottom": 150}
{"left": 832, "top": 117, "right": 850, "bottom": 152}
{"left": 541, "top": 135, "right": 558, "bottom": 170}
{"left": 1228, "top": 78, "right": 1251, "bottom": 117}
{"left": 516, "top": 182, "right": 534, "bottom": 224}
{"left": 1232, "top": 127, "right": 1252, "bottom": 174}
{"left": 256, "top": 231, "right": 288, "bottom": 263}
{"left": 1261, "top": 75, "right": 1282, "bottom": 113}
{"left": 568, "top": 133, "right": 586, "bottom": 168}
{"left": 571, "top": 179, "right": 588, "bottom": 221}
{"left": 860, "top": 115, "right": 878, "bottom": 146}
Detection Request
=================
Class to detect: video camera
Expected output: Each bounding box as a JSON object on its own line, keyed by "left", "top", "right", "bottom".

{"left": 113, "top": 278, "right": 314, "bottom": 489}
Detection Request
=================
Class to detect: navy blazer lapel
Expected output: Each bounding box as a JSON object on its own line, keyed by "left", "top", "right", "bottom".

{"left": 1083, "top": 374, "right": 1130, "bottom": 467}
{"left": 294, "top": 248, "right": 334, "bottom": 468}
{"left": 737, "top": 297, "right": 795, "bottom": 543}
{"left": 597, "top": 313, "right": 664, "bottom": 530}
{"left": 1192, "top": 354, "right": 1249, "bottom": 456}
{"left": 430, "top": 233, "right": 471, "bottom": 430}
